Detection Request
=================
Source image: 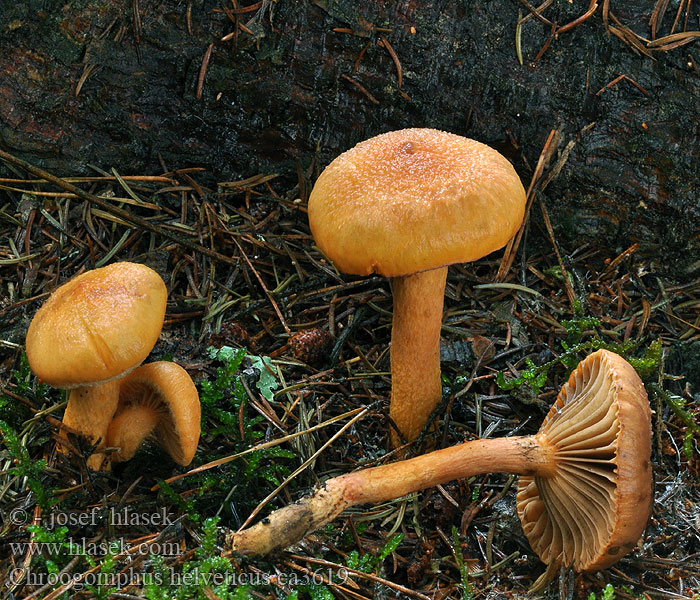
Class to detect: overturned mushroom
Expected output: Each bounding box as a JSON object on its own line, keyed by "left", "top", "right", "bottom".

{"left": 25, "top": 262, "right": 167, "bottom": 470}
{"left": 308, "top": 128, "right": 526, "bottom": 446}
{"left": 106, "top": 361, "right": 200, "bottom": 466}
{"left": 226, "top": 350, "right": 652, "bottom": 581}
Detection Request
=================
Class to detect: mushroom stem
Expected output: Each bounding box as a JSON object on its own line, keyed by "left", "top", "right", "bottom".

{"left": 390, "top": 266, "right": 447, "bottom": 447}
{"left": 228, "top": 434, "right": 557, "bottom": 556}
{"left": 106, "top": 404, "right": 161, "bottom": 463}
{"left": 60, "top": 381, "right": 121, "bottom": 471}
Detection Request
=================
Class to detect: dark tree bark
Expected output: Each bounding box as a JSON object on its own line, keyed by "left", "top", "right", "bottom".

{"left": 1, "top": 0, "right": 699, "bottom": 275}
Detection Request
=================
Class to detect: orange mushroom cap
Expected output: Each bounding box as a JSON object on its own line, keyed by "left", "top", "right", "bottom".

{"left": 308, "top": 128, "right": 526, "bottom": 277}
{"left": 26, "top": 262, "right": 167, "bottom": 388}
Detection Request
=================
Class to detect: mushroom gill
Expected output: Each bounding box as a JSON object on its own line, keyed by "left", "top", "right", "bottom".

{"left": 518, "top": 349, "right": 652, "bottom": 574}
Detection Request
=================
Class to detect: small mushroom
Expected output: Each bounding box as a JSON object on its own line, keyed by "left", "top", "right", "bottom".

{"left": 25, "top": 262, "right": 167, "bottom": 470}
{"left": 106, "top": 361, "right": 200, "bottom": 466}
{"left": 227, "top": 350, "right": 652, "bottom": 583}
{"left": 308, "top": 128, "right": 526, "bottom": 446}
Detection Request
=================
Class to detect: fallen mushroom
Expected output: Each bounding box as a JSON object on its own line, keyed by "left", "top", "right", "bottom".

{"left": 308, "top": 128, "right": 526, "bottom": 446}
{"left": 106, "top": 361, "right": 200, "bottom": 466}
{"left": 226, "top": 350, "right": 652, "bottom": 584}
{"left": 25, "top": 262, "right": 167, "bottom": 470}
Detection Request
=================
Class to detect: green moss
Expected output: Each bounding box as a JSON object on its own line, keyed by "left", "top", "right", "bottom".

{"left": 625, "top": 339, "right": 663, "bottom": 379}
{"left": 496, "top": 337, "right": 662, "bottom": 396}
{"left": 143, "top": 517, "right": 253, "bottom": 600}
{"left": 452, "top": 526, "right": 475, "bottom": 600}
{"left": 588, "top": 583, "right": 616, "bottom": 600}
{"left": 650, "top": 384, "right": 700, "bottom": 461}
{"left": 0, "top": 420, "right": 55, "bottom": 511}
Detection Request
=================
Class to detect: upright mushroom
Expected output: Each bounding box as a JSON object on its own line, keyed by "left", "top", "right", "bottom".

{"left": 25, "top": 262, "right": 167, "bottom": 470}
{"left": 308, "top": 128, "right": 526, "bottom": 446}
{"left": 227, "top": 350, "right": 653, "bottom": 583}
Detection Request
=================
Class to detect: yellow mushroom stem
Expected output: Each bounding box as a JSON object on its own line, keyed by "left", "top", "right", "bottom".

{"left": 106, "top": 404, "right": 161, "bottom": 463}
{"left": 228, "top": 434, "right": 558, "bottom": 556}
{"left": 389, "top": 266, "right": 447, "bottom": 447}
{"left": 60, "top": 380, "right": 120, "bottom": 471}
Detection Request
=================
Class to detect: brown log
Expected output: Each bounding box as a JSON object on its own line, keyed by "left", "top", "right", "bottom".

{"left": 1, "top": 1, "right": 698, "bottom": 273}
